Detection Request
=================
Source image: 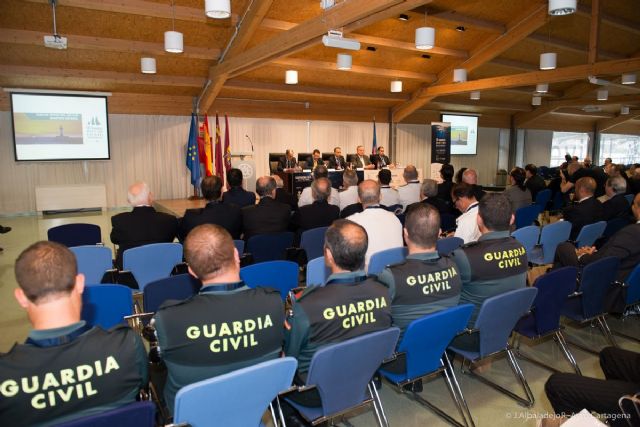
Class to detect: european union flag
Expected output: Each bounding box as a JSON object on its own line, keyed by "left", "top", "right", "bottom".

{"left": 186, "top": 113, "right": 201, "bottom": 186}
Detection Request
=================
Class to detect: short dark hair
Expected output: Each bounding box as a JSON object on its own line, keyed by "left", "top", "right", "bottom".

{"left": 440, "top": 164, "right": 454, "bottom": 181}
{"left": 455, "top": 167, "right": 467, "bottom": 184}
{"left": 524, "top": 164, "right": 538, "bottom": 175}
{"left": 201, "top": 175, "right": 223, "bottom": 201}
{"left": 313, "top": 149, "right": 320, "bottom": 155}
{"left": 478, "top": 193, "right": 512, "bottom": 231}
{"left": 313, "top": 165, "right": 329, "bottom": 179}
{"left": 325, "top": 220, "right": 368, "bottom": 271}
{"left": 378, "top": 169, "right": 391, "bottom": 185}
{"left": 405, "top": 204, "right": 440, "bottom": 248}
{"left": 227, "top": 168, "right": 244, "bottom": 187}
{"left": 510, "top": 167, "right": 527, "bottom": 191}
{"left": 185, "top": 224, "right": 235, "bottom": 280}
{"left": 256, "top": 176, "right": 276, "bottom": 197}
{"left": 565, "top": 154, "right": 572, "bottom": 162}
{"left": 452, "top": 183, "right": 476, "bottom": 200}
{"left": 377, "top": 146, "right": 384, "bottom": 152}
{"left": 15, "top": 241, "right": 77, "bottom": 304}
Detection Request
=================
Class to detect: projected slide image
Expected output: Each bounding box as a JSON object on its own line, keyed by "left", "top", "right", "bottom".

{"left": 451, "top": 126, "right": 468, "bottom": 146}
{"left": 14, "top": 113, "right": 83, "bottom": 145}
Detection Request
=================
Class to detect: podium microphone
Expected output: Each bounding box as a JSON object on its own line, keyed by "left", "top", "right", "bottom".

{"left": 245, "top": 134, "right": 254, "bottom": 152}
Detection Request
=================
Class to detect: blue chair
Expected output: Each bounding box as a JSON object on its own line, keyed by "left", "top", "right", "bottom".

{"left": 173, "top": 358, "right": 297, "bottom": 427}
{"left": 528, "top": 220, "right": 572, "bottom": 265}
{"left": 70, "top": 245, "right": 113, "bottom": 285}
{"left": 300, "top": 226, "right": 328, "bottom": 261}
{"left": 123, "top": 242, "right": 183, "bottom": 291}
{"left": 511, "top": 225, "right": 540, "bottom": 257}
{"left": 240, "top": 260, "right": 299, "bottom": 300}
{"left": 54, "top": 401, "right": 155, "bottom": 427}
{"left": 246, "top": 232, "right": 294, "bottom": 263}
{"left": 603, "top": 217, "right": 630, "bottom": 239}
{"left": 449, "top": 288, "right": 538, "bottom": 407}
{"left": 48, "top": 223, "right": 102, "bottom": 247}
{"left": 233, "top": 239, "right": 245, "bottom": 254}
{"left": 534, "top": 189, "right": 552, "bottom": 211}
{"left": 436, "top": 236, "right": 464, "bottom": 256}
{"left": 562, "top": 256, "right": 620, "bottom": 352}
{"left": 286, "top": 328, "right": 401, "bottom": 427}
{"left": 379, "top": 305, "right": 475, "bottom": 427}
{"left": 143, "top": 274, "right": 201, "bottom": 313}
{"left": 514, "top": 204, "right": 542, "bottom": 230}
{"left": 368, "top": 247, "right": 408, "bottom": 276}
{"left": 440, "top": 213, "right": 456, "bottom": 233}
{"left": 514, "top": 267, "right": 582, "bottom": 375}
{"left": 550, "top": 191, "right": 564, "bottom": 211}
{"left": 625, "top": 194, "right": 634, "bottom": 205}
{"left": 306, "top": 256, "right": 330, "bottom": 287}
{"left": 81, "top": 284, "right": 133, "bottom": 329}
{"left": 575, "top": 221, "right": 606, "bottom": 248}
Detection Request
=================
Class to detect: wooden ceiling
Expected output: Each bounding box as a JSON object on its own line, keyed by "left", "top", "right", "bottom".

{"left": 0, "top": 0, "right": 639, "bottom": 132}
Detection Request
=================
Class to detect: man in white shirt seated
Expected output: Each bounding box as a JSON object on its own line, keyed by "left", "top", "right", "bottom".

{"left": 339, "top": 169, "right": 359, "bottom": 211}
{"left": 397, "top": 165, "right": 421, "bottom": 211}
{"left": 347, "top": 180, "right": 403, "bottom": 269}
{"left": 452, "top": 183, "right": 481, "bottom": 243}
{"left": 378, "top": 169, "right": 399, "bottom": 207}
{"left": 298, "top": 165, "right": 339, "bottom": 208}
{"left": 353, "top": 145, "right": 375, "bottom": 169}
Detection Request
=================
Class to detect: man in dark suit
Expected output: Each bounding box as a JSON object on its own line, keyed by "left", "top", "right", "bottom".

{"left": 110, "top": 181, "right": 178, "bottom": 269}
{"left": 241, "top": 176, "right": 291, "bottom": 240}
{"left": 406, "top": 179, "right": 451, "bottom": 216}
{"left": 277, "top": 149, "right": 298, "bottom": 171}
{"left": 370, "top": 146, "right": 391, "bottom": 169}
{"left": 524, "top": 164, "right": 546, "bottom": 201}
{"left": 562, "top": 177, "right": 605, "bottom": 240}
{"left": 179, "top": 175, "right": 242, "bottom": 241}
{"left": 352, "top": 145, "right": 374, "bottom": 169}
{"left": 222, "top": 168, "right": 256, "bottom": 208}
{"left": 306, "top": 149, "right": 324, "bottom": 170}
{"left": 272, "top": 174, "right": 298, "bottom": 211}
{"left": 326, "top": 146, "right": 346, "bottom": 170}
{"left": 602, "top": 176, "right": 631, "bottom": 222}
{"left": 291, "top": 178, "right": 339, "bottom": 239}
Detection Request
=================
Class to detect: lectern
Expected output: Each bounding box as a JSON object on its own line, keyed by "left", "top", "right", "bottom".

{"left": 230, "top": 152, "right": 256, "bottom": 193}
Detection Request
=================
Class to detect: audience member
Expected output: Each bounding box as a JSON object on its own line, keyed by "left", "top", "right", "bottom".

{"left": 241, "top": 176, "right": 291, "bottom": 240}
{"left": 609, "top": 164, "right": 632, "bottom": 194}
{"left": 327, "top": 146, "right": 346, "bottom": 170}
{"left": 462, "top": 169, "right": 486, "bottom": 201}
{"left": 291, "top": 177, "right": 339, "bottom": 237}
{"left": 353, "top": 145, "right": 374, "bottom": 169}
{"left": 437, "top": 164, "right": 455, "bottom": 205}
{"left": 630, "top": 168, "right": 640, "bottom": 195}
{"left": 562, "top": 177, "right": 604, "bottom": 240}
{"left": 504, "top": 167, "right": 532, "bottom": 212}
{"left": 222, "top": 168, "right": 256, "bottom": 208}
{"left": 340, "top": 202, "right": 363, "bottom": 218}
{"left": 406, "top": 179, "right": 450, "bottom": 215}
{"left": 154, "top": 224, "right": 283, "bottom": 412}
{"left": 371, "top": 146, "right": 391, "bottom": 168}
{"left": 298, "top": 165, "right": 339, "bottom": 207}
{"left": 272, "top": 174, "right": 298, "bottom": 212}
{"left": 397, "top": 165, "right": 421, "bottom": 210}
{"left": 339, "top": 169, "right": 360, "bottom": 211}
{"left": 0, "top": 242, "right": 147, "bottom": 425}
{"left": 347, "top": 180, "right": 403, "bottom": 268}
{"left": 277, "top": 148, "right": 298, "bottom": 171}
{"left": 524, "top": 164, "right": 546, "bottom": 201}
{"left": 450, "top": 193, "right": 527, "bottom": 348}
{"left": 179, "top": 175, "right": 242, "bottom": 241}
{"left": 601, "top": 176, "right": 631, "bottom": 221}
{"left": 110, "top": 181, "right": 178, "bottom": 269}
{"left": 306, "top": 149, "right": 323, "bottom": 170}
{"left": 583, "top": 157, "right": 592, "bottom": 169}
{"left": 452, "top": 183, "right": 481, "bottom": 244}
{"left": 378, "top": 169, "right": 399, "bottom": 207}
{"left": 545, "top": 347, "right": 640, "bottom": 427}
{"left": 0, "top": 224, "right": 10, "bottom": 253}
{"left": 455, "top": 167, "right": 467, "bottom": 184}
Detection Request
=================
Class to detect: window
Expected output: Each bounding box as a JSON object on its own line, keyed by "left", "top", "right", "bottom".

{"left": 599, "top": 134, "right": 640, "bottom": 165}
{"left": 550, "top": 132, "right": 590, "bottom": 167}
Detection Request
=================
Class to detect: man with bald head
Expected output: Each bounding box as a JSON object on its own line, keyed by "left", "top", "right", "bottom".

{"left": 241, "top": 176, "right": 291, "bottom": 240}
{"left": 291, "top": 177, "right": 340, "bottom": 237}
{"left": 397, "top": 164, "right": 421, "bottom": 211}
{"left": 347, "top": 180, "right": 403, "bottom": 268}
{"left": 562, "top": 176, "right": 604, "bottom": 240}
{"left": 110, "top": 181, "right": 178, "bottom": 269}
{"left": 462, "top": 168, "right": 486, "bottom": 201}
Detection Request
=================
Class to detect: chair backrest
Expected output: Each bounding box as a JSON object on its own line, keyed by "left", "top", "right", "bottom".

{"left": 306, "top": 256, "right": 330, "bottom": 287}
{"left": 436, "top": 236, "right": 464, "bottom": 256}
{"left": 511, "top": 225, "right": 540, "bottom": 255}
{"left": 246, "top": 232, "right": 294, "bottom": 263}
{"left": 173, "top": 358, "right": 297, "bottom": 427}
{"left": 550, "top": 191, "right": 564, "bottom": 211}
{"left": 579, "top": 256, "right": 620, "bottom": 318}
{"left": 233, "top": 239, "right": 245, "bottom": 255}
{"left": 143, "top": 274, "right": 201, "bottom": 313}
{"left": 534, "top": 189, "right": 552, "bottom": 210}
{"left": 81, "top": 284, "right": 133, "bottom": 329}
{"left": 575, "top": 221, "right": 607, "bottom": 248}
{"left": 367, "top": 246, "right": 408, "bottom": 276}
{"left": 530, "top": 267, "right": 579, "bottom": 335}
{"left": 603, "top": 217, "right": 630, "bottom": 238}
{"left": 440, "top": 213, "right": 456, "bottom": 233}
{"left": 625, "top": 194, "right": 634, "bottom": 205}
{"left": 300, "top": 226, "right": 329, "bottom": 261}
{"left": 70, "top": 245, "right": 113, "bottom": 285}
{"left": 397, "top": 305, "right": 474, "bottom": 379}
{"left": 539, "top": 220, "right": 572, "bottom": 264}
{"left": 54, "top": 401, "right": 155, "bottom": 427}
{"left": 305, "top": 328, "right": 400, "bottom": 417}
{"left": 514, "top": 204, "right": 542, "bottom": 230}
{"left": 240, "top": 260, "right": 299, "bottom": 300}
{"left": 625, "top": 264, "right": 640, "bottom": 306}
{"left": 47, "top": 223, "right": 102, "bottom": 247}
{"left": 474, "top": 288, "right": 538, "bottom": 357}
{"left": 123, "top": 242, "right": 183, "bottom": 291}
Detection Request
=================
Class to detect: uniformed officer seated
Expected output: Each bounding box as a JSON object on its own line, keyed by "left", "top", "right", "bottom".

{"left": 284, "top": 219, "right": 392, "bottom": 407}
{"left": 449, "top": 193, "right": 528, "bottom": 350}
{"left": 0, "top": 241, "right": 148, "bottom": 426}
{"left": 153, "top": 224, "right": 284, "bottom": 414}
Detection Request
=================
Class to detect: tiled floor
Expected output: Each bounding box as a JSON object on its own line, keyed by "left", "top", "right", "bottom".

{"left": 0, "top": 211, "right": 638, "bottom": 426}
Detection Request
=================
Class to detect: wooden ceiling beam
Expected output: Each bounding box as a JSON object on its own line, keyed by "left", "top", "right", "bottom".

{"left": 354, "top": 34, "right": 468, "bottom": 58}
{"left": 496, "top": 87, "right": 563, "bottom": 98}
{"left": 552, "top": 108, "right": 614, "bottom": 119}
{"left": 597, "top": 111, "right": 640, "bottom": 132}
{"left": 431, "top": 96, "right": 531, "bottom": 111}
{"left": 411, "top": 7, "right": 506, "bottom": 33}
{"left": 527, "top": 34, "right": 623, "bottom": 60}
{"left": 576, "top": 4, "right": 640, "bottom": 36}
{"left": 588, "top": 0, "right": 600, "bottom": 65}
{"left": 221, "top": 0, "right": 274, "bottom": 60}
{"left": 489, "top": 58, "right": 538, "bottom": 71}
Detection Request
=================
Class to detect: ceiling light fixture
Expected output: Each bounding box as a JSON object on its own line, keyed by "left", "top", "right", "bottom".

{"left": 548, "top": 0, "right": 577, "bottom": 16}
{"left": 337, "top": 53, "right": 352, "bottom": 70}
{"left": 141, "top": 57, "right": 157, "bottom": 74}
{"left": 366, "top": 46, "right": 377, "bottom": 52}
{"left": 536, "top": 83, "right": 549, "bottom": 93}
{"left": 421, "top": 54, "right": 431, "bottom": 59}
{"left": 285, "top": 70, "right": 298, "bottom": 85}
{"left": 320, "top": 0, "right": 335, "bottom": 10}
{"left": 622, "top": 73, "right": 637, "bottom": 85}
{"left": 455, "top": 26, "right": 466, "bottom": 32}
{"left": 470, "top": 91, "right": 480, "bottom": 100}
{"left": 205, "top": 0, "right": 231, "bottom": 19}
{"left": 621, "top": 106, "right": 630, "bottom": 115}
{"left": 322, "top": 30, "right": 361, "bottom": 51}
{"left": 398, "top": 14, "right": 409, "bottom": 21}
{"left": 453, "top": 68, "right": 467, "bottom": 83}
{"left": 597, "top": 89, "right": 608, "bottom": 101}
{"left": 540, "top": 52, "right": 557, "bottom": 70}
{"left": 532, "top": 96, "right": 542, "bottom": 106}
{"left": 415, "top": 11, "right": 435, "bottom": 50}
{"left": 165, "top": 1, "right": 183, "bottom": 53}
{"left": 390, "top": 80, "right": 403, "bottom": 93}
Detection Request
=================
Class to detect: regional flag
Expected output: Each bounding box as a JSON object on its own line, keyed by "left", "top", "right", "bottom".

{"left": 224, "top": 114, "right": 232, "bottom": 171}
{"left": 214, "top": 113, "right": 224, "bottom": 184}
{"left": 371, "top": 118, "right": 377, "bottom": 155}
{"left": 202, "top": 115, "right": 214, "bottom": 176}
{"left": 186, "top": 113, "right": 201, "bottom": 186}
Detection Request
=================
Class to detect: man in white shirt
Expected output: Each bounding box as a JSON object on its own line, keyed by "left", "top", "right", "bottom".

{"left": 378, "top": 169, "right": 399, "bottom": 207}
{"left": 397, "top": 165, "right": 421, "bottom": 211}
{"left": 452, "top": 183, "right": 481, "bottom": 244}
{"left": 298, "top": 165, "right": 340, "bottom": 208}
{"left": 347, "top": 180, "right": 403, "bottom": 269}
{"left": 339, "top": 169, "right": 359, "bottom": 211}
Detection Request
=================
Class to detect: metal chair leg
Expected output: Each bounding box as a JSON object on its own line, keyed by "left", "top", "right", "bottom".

{"left": 555, "top": 331, "right": 582, "bottom": 375}
{"left": 506, "top": 349, "right": 535, "bottom": 406}
{"left": 444, "top": 353, "right": 475, "bottom": 427}
{"left": 368, "top": 381, "right": 388, "bottom": 427}
{"left": 597, "top": 316, "right": 618, "bottom": 348}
